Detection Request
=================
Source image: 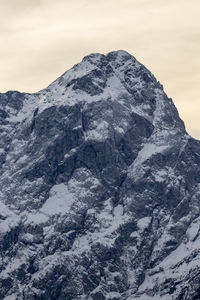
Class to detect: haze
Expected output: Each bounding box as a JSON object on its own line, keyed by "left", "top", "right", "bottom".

{"left": 0, "top": 0, "right": 199, "bottom": 138}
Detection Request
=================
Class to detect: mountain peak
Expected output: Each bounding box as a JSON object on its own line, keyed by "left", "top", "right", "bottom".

{"left": 82, "top": 49, "right": 133, "bottom": 65}
{"left": 0, "top": 51, "right": 198, "bottom": 300}
{"left": 0, "top": 50, "right": 185, "bottom": 142}
{"left": 37, "top": 50, "right": 185, "bottom": 137}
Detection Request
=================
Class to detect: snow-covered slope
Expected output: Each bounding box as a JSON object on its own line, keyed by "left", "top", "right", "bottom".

{"left": 0, "top": 50, "right": 200, "bottom": 300}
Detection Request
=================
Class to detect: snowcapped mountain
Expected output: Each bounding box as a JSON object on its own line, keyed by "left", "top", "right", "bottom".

{"left": 0, "top": 50, "right": 200, "bottom": 300}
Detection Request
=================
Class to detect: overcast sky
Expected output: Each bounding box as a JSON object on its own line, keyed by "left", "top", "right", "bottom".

{"left": 0, "top": 0, "right": 199, "bottom": 138}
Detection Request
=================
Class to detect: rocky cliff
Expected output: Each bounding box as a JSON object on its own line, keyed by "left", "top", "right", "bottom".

{"left": 0, "top": 50, "right": 200, "bottom": 299}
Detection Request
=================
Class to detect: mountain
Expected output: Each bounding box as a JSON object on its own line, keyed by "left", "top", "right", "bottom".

{"left": 0, "top": 50, "right": 200, "bottom": 300}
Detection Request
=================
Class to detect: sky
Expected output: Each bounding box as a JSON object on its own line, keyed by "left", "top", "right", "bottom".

{"left": 0, "top": 0, "right": 199, "bottom": 138}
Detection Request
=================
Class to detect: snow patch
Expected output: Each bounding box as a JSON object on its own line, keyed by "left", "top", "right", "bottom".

{"left": 71, "top": 201, "right": 128, "bottom": 253}
{"left": 137, "top": 217, "right": 152, "bottom": 231}
{"left": 4, "top": 294, "right": 18, "bottom": 300}
{"left": 128, "top": 143, "right": 169, "bottom": 179}
{"left": 25, "top": 211, "right": 49, "bottom": 225}
{"left": 41, "top": 183, "right": 75, "bottom": 216}
{"left": 186, "top": 219, "right": 200, "bottom": 241}
{"left": 154, "top": 170, "right": 168, "bottom": 182}
{"left": 85, "top": 120, "right": 109, "bottom": 141}
{"left": 0, "top": 201, "right": 20, "bottom": 234}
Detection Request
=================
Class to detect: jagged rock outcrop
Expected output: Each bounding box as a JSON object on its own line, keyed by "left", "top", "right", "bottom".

{"left": 0, "top": 50, "right": 200, "bottom": 300}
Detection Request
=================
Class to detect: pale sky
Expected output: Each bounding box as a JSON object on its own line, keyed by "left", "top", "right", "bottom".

{"left": 0, "top": 0, "right": 199, "bottom": 138}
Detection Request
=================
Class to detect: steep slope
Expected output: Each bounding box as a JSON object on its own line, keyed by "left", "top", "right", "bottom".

{"left": 0, "top": 50, "right": 200, "bottom": 300}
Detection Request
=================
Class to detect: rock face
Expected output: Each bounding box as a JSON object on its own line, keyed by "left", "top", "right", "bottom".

{"left": 0, "top": 50, "right": 200, "bottom": 300}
